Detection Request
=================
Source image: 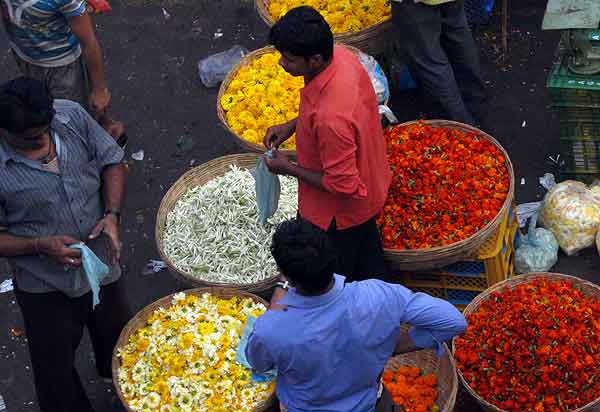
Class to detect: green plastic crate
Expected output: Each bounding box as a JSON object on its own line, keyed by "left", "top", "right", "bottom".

{"left": 554, "top": 106, "right": 600, "bottom": 123}
{"left": 560, "top": 138, "right": 600, "bottom": 174}
{"left": 547, "top": 61, "right": 600, "bottom": 107}
{"left": 559, "top": 122, "right": 600, "bottom": 139}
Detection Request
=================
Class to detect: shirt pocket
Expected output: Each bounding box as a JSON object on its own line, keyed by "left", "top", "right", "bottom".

{"left": 77, "top": 158, "right": 102, "bottom": 198}
{"left": 4, "top": 185, "right": 60, "bottom": 236}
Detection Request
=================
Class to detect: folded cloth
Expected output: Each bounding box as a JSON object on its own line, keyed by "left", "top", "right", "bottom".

{"left": 251, "top": 150, "right": 281, "bottom": 225}
{"left": 70, "top": 243, "right": 109, "bottom": 308}
{"left": 236, "top": 315, "right": 277, "bottom": 382}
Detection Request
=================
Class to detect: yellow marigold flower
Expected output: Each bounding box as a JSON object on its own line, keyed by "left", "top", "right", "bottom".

{"left": 221, "top": 51, "right": 302, "bottom": 150}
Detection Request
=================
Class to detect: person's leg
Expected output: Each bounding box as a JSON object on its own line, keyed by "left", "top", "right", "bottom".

{"left": 439, "top": 0, "right": 485, "bottom": 120}
{"left": 327, "top": 218, "right": 362, "bottom": 281}
{"left": 391, "top": 1, "right": 475, "bottom": 124}
{"left": 87, "top": 276, "right": 132, "bottom": 379}
{"left": 327, "top": 217, "right": 387, "bottom": 281}
{"left": 354, "top": 217, "right": 387, "bottom": 279}
{"left": 14, "top": 285, "right": 95, "bottom": 412}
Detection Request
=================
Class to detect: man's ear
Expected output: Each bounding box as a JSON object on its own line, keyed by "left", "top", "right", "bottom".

{"left": 308, "top": 54, "right": 324, "bottom": 71}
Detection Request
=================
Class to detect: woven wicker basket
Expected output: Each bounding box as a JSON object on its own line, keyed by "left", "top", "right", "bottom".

{"left": 453, "top": 272, "right": 600, "bottom": 412}
{"left": 155, "top": 153, "right": 281, "bottom": 293}
{"left": 383, "top": 120, "right": 515, "bottom": 272}
{"left": 384, "top": 343, "right": 458, "bottom": 412}
{"left": 217, "top": 44, "right": 368, "bottom": 155}
{"left": 254, "top": 0, "right": 392, "bottom": 55}
{"left": 112, "top": 287, "right": 276, "bottom": 412}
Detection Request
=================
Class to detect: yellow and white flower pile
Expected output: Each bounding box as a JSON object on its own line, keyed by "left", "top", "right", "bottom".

{"left": 117, "top": 292, "right": 274, "bottom": 412}
{"left": 221, "top": 51, "right": 303, "bottom": 150}
{"left": 268, "top": 0, "right": 391, "bottom": 33}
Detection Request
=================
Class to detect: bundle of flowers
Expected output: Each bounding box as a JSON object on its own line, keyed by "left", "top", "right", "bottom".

{"left": 377, "top": 121, "right": 509, "bottom": 250}
{"left": 454, "top": 278, "right": 600, "bottom": 412}
{"left": 163, "top": 165, "right": 297, "bottom": 284}
{"left": 220, "top": 52, "right": 303, "bottom": 150}
{"left": 382, "top": 366, "right": 439, "bottom": 412}
{"left": 117, "top": 292, "right": 274, "bottom": 412}
{"left": 267, "top": 0, "right": 391, "bottom": 33}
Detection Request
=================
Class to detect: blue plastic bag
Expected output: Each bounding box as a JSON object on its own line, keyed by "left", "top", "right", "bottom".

{"left": 70, "top": 243, "right": 109, "bottom": 308}
{"left": 251, "top": 151, "right": 281, "bottom": 225}
{"left": 515, "top": 213, "right": 559, "bottom": 274}
{"left": 235, "top": 315, "right": 277, "bottom": 382}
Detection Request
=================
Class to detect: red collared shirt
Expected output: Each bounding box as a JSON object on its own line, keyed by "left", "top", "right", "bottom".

{"left": 295, "top": 45, "right": 391, "bottom": 230}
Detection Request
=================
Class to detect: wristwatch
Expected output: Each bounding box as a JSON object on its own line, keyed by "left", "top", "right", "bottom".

{"left": 104, "top": 209, "right": 122, "bottom": 224}
{"left": 276, "top": 280, "right": 290, "bottom": 290}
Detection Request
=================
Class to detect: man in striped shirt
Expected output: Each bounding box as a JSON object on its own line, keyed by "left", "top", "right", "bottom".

{"left": 0, "top": 77, "right": 130, "bottom": 412}
{"left": 391, "top": 0, "right": 485, "bottom": 125}
{"left": 0, "top": 0, "right": 125, "bottom": 145}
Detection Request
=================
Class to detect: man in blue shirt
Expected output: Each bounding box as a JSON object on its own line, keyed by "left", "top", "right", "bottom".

{"left": 246, "top": 219, "right": 467, "bottom": 412}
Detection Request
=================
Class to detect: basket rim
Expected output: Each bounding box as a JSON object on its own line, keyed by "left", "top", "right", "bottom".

{"left": 386, "top": 343, "right": 458, "bottom": 412}
{"left": 382, "top": 119, "right": 516, "bottom": 255}
{"left": 451, "top": 272, "right": 600, "bottom": 412}
{"left": 253, "top": 0, "right": 392, "bottom": 37}
{"left": 154, "top": 153, "right": 281, "bottom": 289}
{"left": 216, "top": 43, "right": 368, "bottom": 155}
{"left": 111, "top": 287, "right": 275, "bottom": 412}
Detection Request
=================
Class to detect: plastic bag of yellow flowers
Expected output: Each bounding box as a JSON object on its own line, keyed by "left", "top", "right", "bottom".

{"left": 115, "top": 292, "right": 275, "bottom": 412}
{"left": 268, "top": 0, "right": 391, "bottom": 33}
{"left": 220, "top": 51, "right": 303, "bottom": 150}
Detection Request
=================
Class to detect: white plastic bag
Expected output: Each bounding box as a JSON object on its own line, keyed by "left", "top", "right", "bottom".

{"left": 198, "top": 45, "right": 248, "bottom": 87}
{"left": 515, "top": 213, "right": 559, "bottom": 273}
{"left": 539, "top": 180, "right": 600, "bottom": 255}
{"left": 357, "top": 51, "right": 390, "bottom": 105}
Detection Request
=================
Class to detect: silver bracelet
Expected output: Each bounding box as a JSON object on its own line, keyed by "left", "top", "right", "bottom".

{"left": 276, "top": 281, "right": 289, "bottom": 290}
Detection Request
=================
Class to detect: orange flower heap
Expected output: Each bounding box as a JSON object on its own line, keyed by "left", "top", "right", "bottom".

{"left": 382, "top": 366, "right": 439, "bottom": 412}
{"left": 455, "top": 279, "right": 600, "bottom": 412}
{"left": 378, "top": 122, "right": 509, "bottom": 250}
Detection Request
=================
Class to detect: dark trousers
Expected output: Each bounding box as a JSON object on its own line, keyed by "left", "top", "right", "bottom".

{"left": 327, "top": 216, "right": 387, "bottom": 281}
{"left": 392, "top": 0, "right": 485, "bottom": 125}
{"left": 14, "top": 276, "right": 132, "bottom": 412}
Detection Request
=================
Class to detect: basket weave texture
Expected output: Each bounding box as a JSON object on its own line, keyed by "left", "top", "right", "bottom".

{"left": 112, "top": 287, "right": 276, "bottom": 412}
{"left": 254, "top": 0, "right": 392, "bottom": 55}
{"left": 385, "top": 343, "right": 458, "bottom": 412}
{"left": 383, "top": 119, "right": 515, "bottom": 272}
{"left": 453, "top": 272, "right": 600, "bottom": 412}
{"left": 155, "top": 153, "right": 280, "bottom": 293}
{"left": 217, "top": 44, "right": 368, "bottom": 156}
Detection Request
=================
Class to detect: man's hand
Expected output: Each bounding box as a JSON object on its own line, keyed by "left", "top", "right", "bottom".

{"left": 89, "top": 214, "right": 120, "bottom": 264}
{"left": 263, "top": 119, "right": 297, "bottom": 149}
{"left": 89, "top": 87, "right": 111, "bottom": 114}
{"left": 38, "top": 236, "right": 83, "bottom": 268}
{"left": 265, "top": 150, "right": 296, "bottom": 176}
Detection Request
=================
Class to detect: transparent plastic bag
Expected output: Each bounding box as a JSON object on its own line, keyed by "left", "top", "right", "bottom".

{"left": 539, "top": 180, "right": 600, "bottom": 255}
{"left": 515, "top": 213, "right": 559, "bottom": 274}
{"left": 198, "top": 45, "right": 248, "bottom": 87}
{"left": 357, "top": 51, "right": 390, "bottom": 105}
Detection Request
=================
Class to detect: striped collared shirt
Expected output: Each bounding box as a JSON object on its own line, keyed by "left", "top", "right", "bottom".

{"left": 0, "top": 99, "right": 124, "bottom": 296}
{"left": 1, "top": 0, "right": 85, "bottom": 67}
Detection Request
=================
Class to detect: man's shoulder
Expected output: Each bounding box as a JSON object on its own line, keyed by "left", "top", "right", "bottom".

{"left": 53, "top": 99, "right": 88, "bottom": 124}
{"left": 252, "top": 311, "right": 293, "bottom": 344}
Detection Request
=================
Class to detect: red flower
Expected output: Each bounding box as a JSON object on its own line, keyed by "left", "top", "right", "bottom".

{"left": 455, "top": 279, "right": 600, "bottom": 412}
{"left": 378, "top": 121, "right": 509, "bottom": 250}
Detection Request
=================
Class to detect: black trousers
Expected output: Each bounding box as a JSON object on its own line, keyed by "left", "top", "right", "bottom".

{"left": 392, "top": 0, "right": 485, "bottom": 125}
{"left": 327, "top": 216, "right": 387, "bottom": 281}
{"left": 14, "top": 276, "right": 132, "bottom": 412}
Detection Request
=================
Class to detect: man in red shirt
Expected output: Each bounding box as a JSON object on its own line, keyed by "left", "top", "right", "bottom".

{"left": 264, "top": 6, "right": 392, "bottom": 281}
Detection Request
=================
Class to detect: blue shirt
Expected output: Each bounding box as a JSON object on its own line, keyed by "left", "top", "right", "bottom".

{"left": 1, "top": 0, "right": 85, "bottom": 67}
{"left": 246, "top": 275, "right": 467, "bottom": 412}
{"left": 0, "top": 99, "right": 124, "bottom": 296}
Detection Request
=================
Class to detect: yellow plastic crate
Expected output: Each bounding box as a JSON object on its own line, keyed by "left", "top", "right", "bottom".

{"left": 395, "top": 207, "right": 519, "bottom": 308}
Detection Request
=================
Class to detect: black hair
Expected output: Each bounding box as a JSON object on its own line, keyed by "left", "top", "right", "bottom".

{"left": 268, "top": 6, "right": 334, "bottom": 61}
{"left": 271, "top": 218, "right": 337, "bottom": 294}
{"left": 0, "top": 77, "right": 54, "bottom": 133}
